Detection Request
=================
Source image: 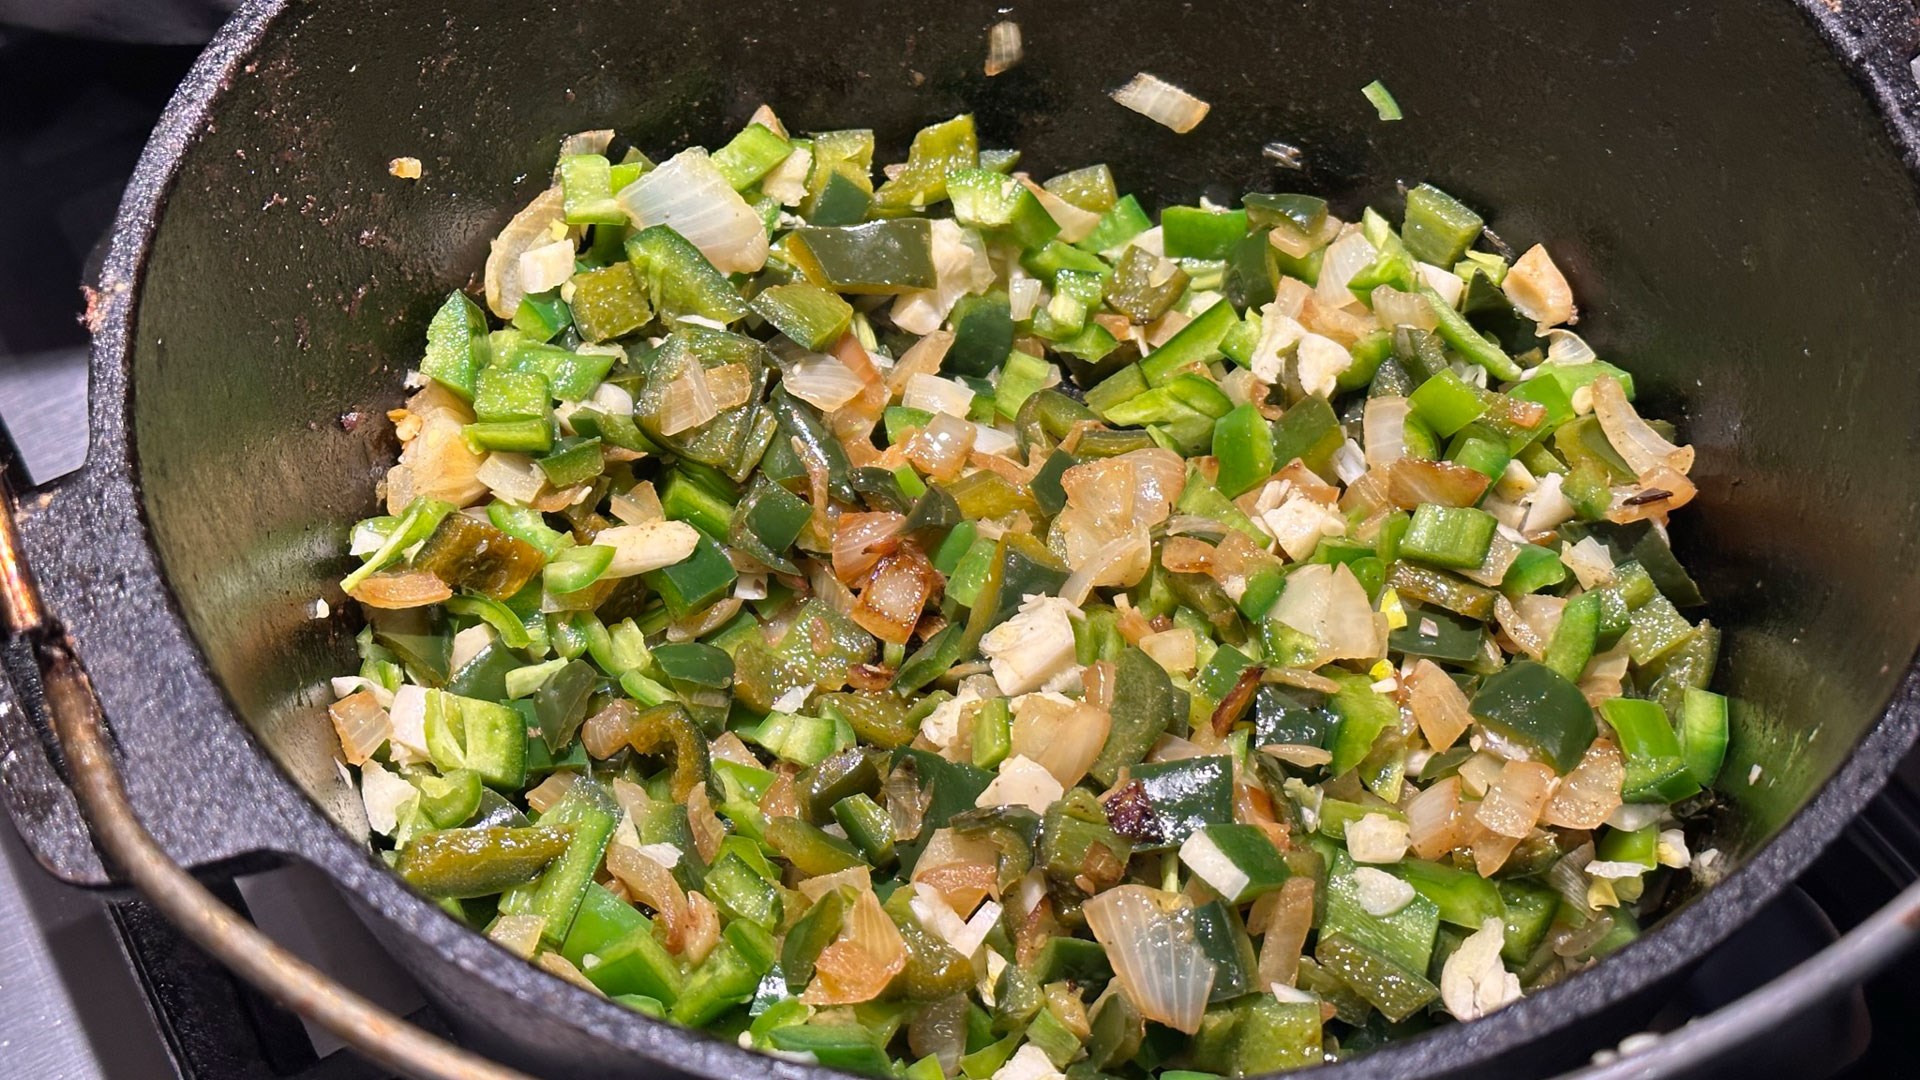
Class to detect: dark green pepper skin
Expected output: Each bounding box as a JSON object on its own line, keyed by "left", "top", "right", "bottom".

{"left": 626, "top": 701, "right": 713, "bottom": 802}
{"left": 396, "top": 825, "right": 574, "bottom": 899}
{"left": 413, "top": 515, "right": 544, "bottom": 601}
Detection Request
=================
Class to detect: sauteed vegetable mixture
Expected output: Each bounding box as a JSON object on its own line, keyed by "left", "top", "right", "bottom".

{"left": 331, "top": 109, "right": 1725, "bottom": 1075}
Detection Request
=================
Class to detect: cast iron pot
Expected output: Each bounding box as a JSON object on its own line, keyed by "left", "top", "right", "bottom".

{"left": 8, "top": 0, "right": 1920, "bottom": 1076}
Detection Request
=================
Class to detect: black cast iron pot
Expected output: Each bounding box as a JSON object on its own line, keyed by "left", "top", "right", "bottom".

{"left": 7, "top": 1, "right": 1920, "bottom": 1076}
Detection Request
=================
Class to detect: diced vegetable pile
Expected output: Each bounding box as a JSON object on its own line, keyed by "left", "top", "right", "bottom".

{"left": 331, "top": 108, "right": 1726, "bottom": 1077}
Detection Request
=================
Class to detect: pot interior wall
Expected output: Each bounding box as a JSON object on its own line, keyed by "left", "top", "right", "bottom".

{"left": 131, "top": 0, "right": 1920, "bottom": 896}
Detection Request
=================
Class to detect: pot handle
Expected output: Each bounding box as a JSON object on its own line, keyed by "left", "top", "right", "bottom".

{"left": 0, "top": 467, "right": 536, "bottom": 1080}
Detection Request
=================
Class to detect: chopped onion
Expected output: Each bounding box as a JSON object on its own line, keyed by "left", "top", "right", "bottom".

{"left": 1363, "top": 396, "right": 1412, "bottom": 469}
{"left": 1542, "top": 740, "right": 1623, "bottom": 829}
{"left": 1543, "top": 328, "right": 1597, "bottom": 365}
{"left": 517, "top": 239, "right": 576, "bottom": 296}
{"left": 609, "top": 482, "right": 664, "bottom": 525}
{"left": 1110, "top": 73, "right": 1210, "bottom": 134}
{"left": 905, "top": 412, "right": 976, "bottom": 481}
{"left": 972, "top": 424, "right": 1019, "bottom": 457}
{"left": 903, "top": 372, "right": 976, "bottom": 418}
{"left": 761, "top": 145, "right": 813, "bottom": 206}
{"left": 1008, "top": 274, "right": 1043, "bottom": 321}
{"left": 358, "top": 761, "right": 417, "bottom": 837}
{"left": 1353, "top": 866, "right": 1416, "bottom": 916}
{"left": 488, "top": 914, "right": 548, "bottom": 960}
{"left": 656, "top": 364, "right": 718, "bottom": 436}
{"left": 1255, "top": 877, "right": 1316, "bottom": 988}
{"left": 1406, "top": 659, "right": 1472, "bottom": 751}
{"left": 783, "top": 353, "right": 866, "bottom": 411}
{"left": 832, "top": 511, "right": 906, "bottom": 581}
{"left": 1268, "top": 562, "right": 1385, "bottom": 663}
{"left": 1387, "top": 457, "right": 1491, "bottom": 509}
{"left": 984, "top": 20, "right": 1023, "bottom": 76}
{"left": 484, "top": 185, "right": 566, "bottom": 318}
{"left": 398, "top": 409, "right": 488, "bottom": 508}
{"left": 804, "top": 887, "right": 908, "bottom": 1005}
{"left": 1061, "top": 448, "right": 1187, "bottom": 527}
{"left": 557, "top": 128, "right": 614, "bottom": 159}
{"left": 1560, "top": 536, "right": 1616, "bottom": 589}
{"left": 1011, "top": 693, "right": 1111, "bottom": 787}
{"left": 524, "top": 771, "right": 578, "bottom": 814}
{"left": 852, "top": 549, "right": 939, "bottom": 644}
{"left": 1476, "top": 760, "right": 1558, "bottom": 839}
{"left": 1082, "top": 885, "right": 1214, "bottom": 1033}
{"left": 894, "top": 219, "right": 993, "bottom": 333}
{"left": 1370, "top": 285, "right": 1438, "bottom": 330}
{"left": 597, "top": 520, "right": 701, "bottom": 577}
{"left": 608, "top": 841, "right": 688, "bottom": 953}
{"left": 1315, "top": 229, "right": 1378, "bottom": 311}
{"left": 1461, "top": 532, "right": 1522, "bottom": 587}
{"left": 1441, "top": 918, "right": 1522, "bottom": 1020}
{"left": 1138, "top": 627, "right": 1198, "bottom": 673}
{"left": 1407, "top": 775, "right": 1480, "bottom": 860}
{"left": 911, "top": 829, "right": 1002, "bottom": 916}
{"left": 614, "top": 147, "right": 768, "bottom": 274}
{"left": 704, "top": 362, "right": 754, "bottom": 411}
{"left": 1503, "top": 244, "right": 1575, "bottom": 329}
{"left": 1592, "top": 375, "right": 1694, "bottom": 480}
{"left": 1347, "top": 814, "right": 1412, "bottom": 865}
{"left": 1022, "top": 178, "right": 1102, "bottom": 244}
{"left": 1057, "top": 522, "right": 1152, "bottom": 603}
{"left": 349, "top": 570, "right": 452, "bottom": 609}
{"left": 885, "top": 329, "right": 956, "bottom": 398}
{"left": 1419, "top": 262, "right": 1466, "bottom": 308}
{"left": 328, "top": 691, "right": 390, "bottom": 766}
{"left": 476, "top": 452, "right": 546, "bottom": 505}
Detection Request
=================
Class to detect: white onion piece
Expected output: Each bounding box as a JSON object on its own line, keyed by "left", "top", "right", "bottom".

{"left": 1008, "top": 273, "right": 1043, "bottom": 321}
{"left": 1419, "top": 262, "right": 1465, "bottom": 308}
{"left": 1441, "top": 918, "right": 1522, "bottom": 1021}
{"left": 596, "top": 520, "right": 701, "bottom": 577}
{"left": 517, "top": 239, "right": 576, "bottom": 297}
{"left": 1542, "top": 740, "right": 1624, "bottom": 829}
{"left": 1110, "top": 73, "right": 1210, "bottom": 133}
{"left": 484, "top": 185, "right": 566, "bottom": 318}
{"left": 1268, "top": 563, "right": 1385, "bottom": 663}
{"left": 1370, "top": 285, "right": 1438, "bottom": 330}
{"left": 1592, "top": 375, "right": 1694, "bottom": 480}
{"left": 972, "top": 424, "right": 1018, "bottom": 457}
{"left": 656, "top": 365, "right": 718, "bottom": 436}
{"left": 903, "top": 372, "right": 976, "bottom": 418}
{"left": 476, "top": 452, "right": 546, "bottom": 504}
{"left": 1406, "top": 775, "right": 1475, "bottom": 860}
{"left": 609, "top": 484, "right": 664, "bottom": 526}
{"left": 1082, "top": 886, "right": 1214, "bottom": 1033}
{"left": 761, "top": 146, "right": 813, "bottom": 206}
{"left": 1058, "top": 525, "right": 1151, "bottom": 604}
{"left": 328, "top": 691, "right": 390, "bottom": 767}
{"left": 704, "top": 363, "right": 754, "bottom": 411}
{"left": 1138, "top": 627, "right": 1198, "bottom": 673}
{"left": 1560, "top": 536, "right": 1616, "bottom": 589}
{"left": 1363, "top": 396, "right": 1412, "bottom": 469}
{"left": 1461, "top": 532, "right": 1522, "bottom": 587}
{"left": 893, "top": 220, "right": 992, "bottom": 333}
{"left": 1314, "top": 229, "right": 1377, "bottom": 311}
{"left": 359, "top": 761, "right": 418, "bottom": 837}
{"left": 615, "top": 148, "right": 768, "bottom": 274}
{"left": 1476, "top": 760, "right": 1558, "bottom": 838}
{"left": 886, "top": 330, "right": 956, "bottom": 397}
{"left": 557, "top": 129, "right": 614, "bottom": 160}
{"left": 1503, "top": 244, "right": 1575, "bottom": 329}
{"left": 905, "top": 411, "right": 976, "bottom": 481}
{"left": 984, "top": 20, "right": 1023, "bottom": 76}
{"left": 1022, "top": 178, "right": 1101, "bottom": 244}
{"left": 1347, "top": 814, "right": 1411, "bottom": 865}
{"left": 1406, "top": 659, "right": 1472, "bottom": 752}
{"left": 1332, "top": 439, "right": 1368, "bottom": 485}
{"left": 1011, "top": 693, "right": 1110, "bottom": 787}
{"left": 1543, "top": 329, "right": 1597, "bottom": 365}
{"left": 590, "top": 381, "right": 635, "bottom": 417}
{"left": 783, "top": 354, "right": 866, "bottom": 411}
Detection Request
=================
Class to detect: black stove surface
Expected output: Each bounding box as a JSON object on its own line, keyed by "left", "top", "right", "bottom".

{"left": 1, "top": 21, "right": 1917, "bottom": 1080}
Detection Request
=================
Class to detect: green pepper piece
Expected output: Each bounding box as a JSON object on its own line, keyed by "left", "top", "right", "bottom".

{"left": 509, "top": 291, "right": 570, "bottom": 343}
{"left": 568, "top": 263, "right": 651, "bottom": 342}
{"left": 395, "top": 825, "right": 573, "bottom": 899}
{"left": 712, "top": 123, "right": 793, "bottom": 189}
{"left": 1470, "top": 660, "right": 1597, "bottom": 771}
{"left": 1327, "top": 670, "right": 1399, "bottom": 777}
{"left": 414, "top": 769, "right": 484, "bottom": 829}
{"left": 534, "top": 435, "right": 604, "bottom": 489}
{"left": 1408, "top": 369, "right": 1489, "bottom": 437}
{"left": 424, "top": 690, "right": 528, "bottom": 790}
{"left": 1269, "top": 393, "right": 1344, "bottom": 475}
{"left": 343, "top": 496, "right": 455, "bottom": 594}
{"left": 1232, "top": 998, "right": 1323, "bottom": 1074}
{"left": 873, "top": 114, "right": 977, "bottom": 210}
{"left": 1400, "top": 504, "right": 1497, "bottom": 570}
{"left": 1541, "top": 591, "right": 1601, "bottom": 682}
{"left": 1038, "top": 789, "right": 1132, "bottom": 893}
{"left": 768, "top": 1025, "right": 893, "bottom": 1077}
{"left": 1107, "top": 245, "right": 1190, "bottom": 325}
{"left": 797, "top": 748, "right": 884, "bottom": 823}
{"left": 782, "top": 884, "right": 855, "bottom": 992}
{"left": 558, "top": 153, "right": 625, "bottom": 225}
{"left": 1386, "top": 561, "right": 1498, "bottom": 620}
{"left": 1210, "top": 402, "right": 1276, "bottom": 499}
{"left": 1602, "top": 697, "right": 1701, "bottom": 802}
{"left": 1139, "top": 300, "right": 1237, "bottom": 386}
{"left": 1314, "top": 934, "right": 1438, "bottom": 1023}
{"left": 751, "top": 282, "right": 854, "bottom": 351}
{"left": 816, "top": 692, "right": 918, "bottom": 750}
{"left": 1103, "top": 755, "right": 1232, "bottom": 851}
{"left": 625, "top": 224, "right": 749, "bottom": 324}
{"left": 497, "top": 340, "right": 619, "bottom": 401}
{"left": 559, "top": 882, "right": 650, "bottom": 965}
{"left": 420, "top": 292, "right": 493, "bottom": 400}
{"left": 641, "top": 534, "right": 738, "bottom": 619}
{"left": 673, "top": 925, "right": 775, "bottom": 1027}
{"left": 1678, "top": 688, "right": 1729, "bottom": 787}
{"left": 766, "top": 815, "right": 866, "bottom": 875}
{"left": 1162, "top": 206, "right": 1249, "bottom": 260}
{"left": 580, "top": 923, "right": 684, "bottom": 1004}
{"left": 1423, "top": 285, "right": 1522, "bottom": 381}
{"left": 651, "top": 641, "right": 734, "bottom": 688}
{"left": 892, "top": 749, "right": 996, "bottom": 874}
{"left": 948, "top": 168, "right": 1059, "bottom": 250}
{"left": 788, "top": 220, "right": 937, "bottom": 293}
{"left": 1395, "top": 858, "right": 1505, "bottom": 930}
{"left": 1087, "top": 647, "right": 1178, "bottom": 786}
{"left": 1401, "top": 184, "right": 1484, "bottom": 267}
{"left": 623, "top": 702, "right": 712, "bottom": 802}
